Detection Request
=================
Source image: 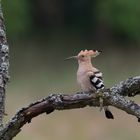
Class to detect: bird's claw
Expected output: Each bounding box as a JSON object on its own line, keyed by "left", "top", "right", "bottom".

{"left": 97, "top": 89, "right": 105, "bottom": 111}
{"left": 99, "top": 97, "right": 103, "bottom": 111}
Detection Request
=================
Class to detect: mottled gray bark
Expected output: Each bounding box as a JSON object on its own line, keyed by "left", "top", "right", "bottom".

{"left": 0, "top": 76, "right": 140, "bottom": 140}
{"left": 111, "top": 76, "right": 140, "bottom": 97}
{"left": 0, "top": 1, "right": 9, "bottom": 131}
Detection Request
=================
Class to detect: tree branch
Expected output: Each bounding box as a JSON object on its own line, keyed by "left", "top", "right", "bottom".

{"left": 111, "top": 76, "right": 140, "bottom": 97}
{"left": 0, "top": 1, "right": 9, "bottom": 131}
{"left": 0, "top": 76, "right": 140, "bottom": 140}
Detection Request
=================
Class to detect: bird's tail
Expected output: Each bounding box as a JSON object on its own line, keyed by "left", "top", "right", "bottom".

{"left": 104, "top": 106, "right": 114, "bottom": 119}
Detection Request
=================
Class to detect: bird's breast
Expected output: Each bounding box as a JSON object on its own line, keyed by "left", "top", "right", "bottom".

{"left": 77, "top": 71, "right": 96, "bottom": 92}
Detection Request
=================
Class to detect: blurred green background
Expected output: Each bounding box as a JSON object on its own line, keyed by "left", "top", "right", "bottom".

{"left": 2, "top": 0, "right": 140, "bottom": 140}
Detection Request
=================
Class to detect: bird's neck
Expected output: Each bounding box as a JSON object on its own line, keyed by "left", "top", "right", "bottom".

{"left": 78, "top": 60, "right": 93, "bottom": 71}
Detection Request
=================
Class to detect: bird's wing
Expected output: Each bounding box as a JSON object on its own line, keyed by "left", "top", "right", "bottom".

{"left": 89, "top": 71, "right": 114, "bottom": 119}
{"left": 89, "top": 71, "right": 105, "bottom": 90}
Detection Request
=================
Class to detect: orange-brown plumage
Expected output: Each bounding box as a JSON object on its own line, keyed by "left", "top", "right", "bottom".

{"left": 76, "top": 50, "right": 101, "bottom": 92}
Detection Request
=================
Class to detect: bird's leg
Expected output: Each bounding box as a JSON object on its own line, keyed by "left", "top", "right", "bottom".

{"left": 97, "top": 88, "right": 106, "bottom": 111}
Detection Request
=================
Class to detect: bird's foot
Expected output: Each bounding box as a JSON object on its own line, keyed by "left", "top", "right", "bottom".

{"left": 99, "top": 97, "right": 103, "bottom": 111}
{"left": 97, "top": 89, "right": 106, "bottom": 111}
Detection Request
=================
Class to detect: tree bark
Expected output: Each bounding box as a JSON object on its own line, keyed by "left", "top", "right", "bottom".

{"left": 0, "top": 1, "right": 9, "bottom": 131}
{"left": 0, "top": 76, "right": 140, "bottom": 140}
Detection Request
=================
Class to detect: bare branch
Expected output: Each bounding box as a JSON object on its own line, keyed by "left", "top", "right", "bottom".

{"left": 111, "top": 76, "right": 140, "bottom": 97}
{"left": 0, "top": 2, "right": 9, "bottom": 130}
{"left": 0, "top": 76, "right": 140, "bottom": 140}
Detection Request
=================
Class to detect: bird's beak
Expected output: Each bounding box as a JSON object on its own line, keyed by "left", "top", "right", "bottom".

{"left": 65, "top": 56, "right": 78, "bottom": 60}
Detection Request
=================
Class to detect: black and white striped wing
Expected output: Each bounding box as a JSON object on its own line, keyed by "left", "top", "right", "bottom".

{"left": 90, "top": 71, "right": 114, "bottom": 119}
{"left": 89, "top": 71, "right": 104, "bottom": 90}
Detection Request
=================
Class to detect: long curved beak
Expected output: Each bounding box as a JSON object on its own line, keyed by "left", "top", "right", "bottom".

{"left": 65, "top": 56, "right": 77, "bottom": 60}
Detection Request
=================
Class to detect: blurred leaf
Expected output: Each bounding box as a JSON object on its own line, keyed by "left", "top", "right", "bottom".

{"left": 98, "top": 0, "right": 140, "bottom": 41}
{"left": 2, "top": 0, "right": 31, "bottom": 38}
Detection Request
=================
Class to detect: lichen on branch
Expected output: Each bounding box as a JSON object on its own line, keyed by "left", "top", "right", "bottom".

{"left": 0, "top": 76, "right": 140, "bottom": 140}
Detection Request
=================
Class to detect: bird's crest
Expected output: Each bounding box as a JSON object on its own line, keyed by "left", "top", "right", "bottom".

{"left": 78, "top": 50, "right": 101, "bottom": 57}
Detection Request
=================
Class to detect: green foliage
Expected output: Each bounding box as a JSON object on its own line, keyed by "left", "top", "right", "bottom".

{"left": 1, "top": 0, "right": 140, "bottom": 42}
{"left": 2, "top": 0, "right": 31, "bottom": 38}
{"left": 98, "top": 0, "right": 140, "bottom": 41}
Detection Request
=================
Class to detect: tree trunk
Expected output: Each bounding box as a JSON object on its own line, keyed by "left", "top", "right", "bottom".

{"left": 0, "top": 0, "right": 9, "bottom": 131}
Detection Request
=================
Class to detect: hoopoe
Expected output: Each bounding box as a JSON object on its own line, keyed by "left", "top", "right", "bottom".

{"left": 66, "top": 50, "right": 114, "bottom": 119}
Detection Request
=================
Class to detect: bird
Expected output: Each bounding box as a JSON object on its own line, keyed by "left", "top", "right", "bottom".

{"left": 66, "top": 49, "right": 114, "bottom": 119}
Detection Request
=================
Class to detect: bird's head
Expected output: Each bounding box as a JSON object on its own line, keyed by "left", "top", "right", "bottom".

{"left": 66, "top": 50, "right": 102, "bottom": 63}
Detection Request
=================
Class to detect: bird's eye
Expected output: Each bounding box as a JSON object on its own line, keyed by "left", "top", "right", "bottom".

{"left": 81, "top": 55, "right": 84, "bottom": 57}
